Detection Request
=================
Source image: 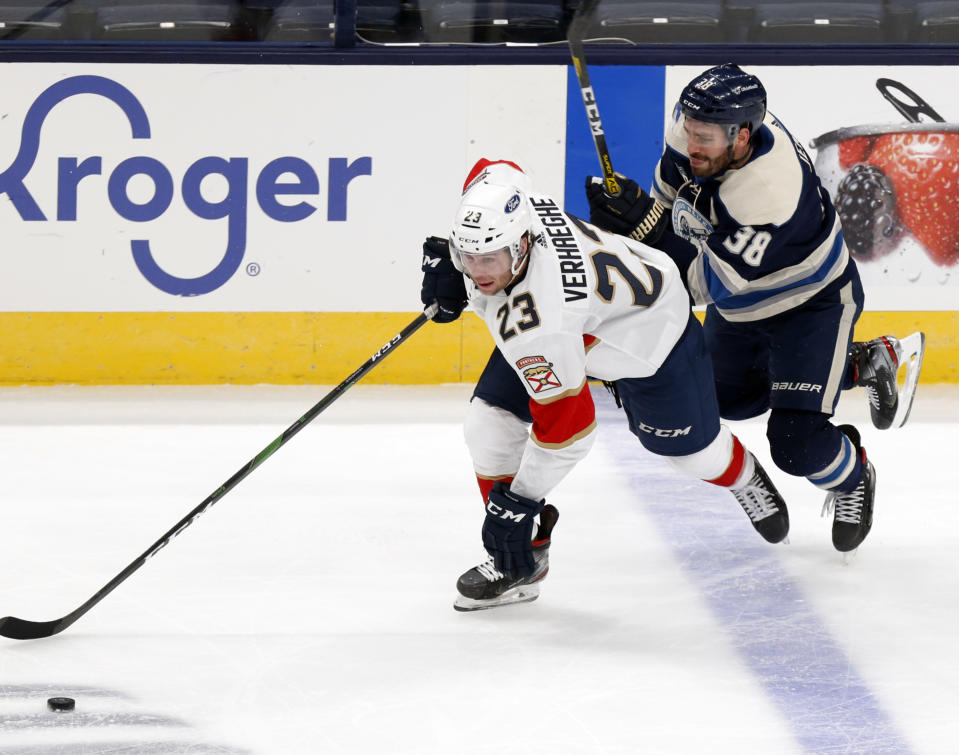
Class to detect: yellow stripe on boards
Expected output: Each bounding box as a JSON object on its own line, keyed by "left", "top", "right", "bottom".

{"left": 855, "top": 311, "right": 956, "bottom": 383}
{"left": 0, "top": 313, "right": 492, "bottom": 385}
{"left": 0, "top": 311, "right": 953, "bottom": 385}
{"left": 690, "top": 310, "right": 956, "bottom": 384}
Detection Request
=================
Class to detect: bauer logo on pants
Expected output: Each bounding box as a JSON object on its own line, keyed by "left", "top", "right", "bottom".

{"left": 516, "top": 356, "right": 562, "bottom": 393}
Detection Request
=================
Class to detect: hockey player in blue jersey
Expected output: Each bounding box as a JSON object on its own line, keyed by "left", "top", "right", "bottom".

{"left": 586, "top": 64, "right": 926, "bottom": 553}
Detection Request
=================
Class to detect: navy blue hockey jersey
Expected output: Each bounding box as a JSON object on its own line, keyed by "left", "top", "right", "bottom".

{"left": 651, "top": 110, "right": 850, "bottom": 322}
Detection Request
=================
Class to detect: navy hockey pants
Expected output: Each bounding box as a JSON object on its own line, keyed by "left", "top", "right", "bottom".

{"left": 703, "top": 269, "right": 866, "bottom": 489}
{"left": 703, "top": 270, "right": 864, "bottom": 419}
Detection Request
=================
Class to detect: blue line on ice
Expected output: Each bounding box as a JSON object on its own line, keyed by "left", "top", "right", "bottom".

{"left": 596, "top": 398, "right": 911, "bottom": 755}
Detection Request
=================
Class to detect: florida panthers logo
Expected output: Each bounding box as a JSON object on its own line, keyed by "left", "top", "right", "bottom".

{"left": 516, "top": 355, "right": 562, "bottom": 393}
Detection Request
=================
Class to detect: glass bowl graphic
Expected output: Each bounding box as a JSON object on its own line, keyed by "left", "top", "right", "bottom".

{"left": 810, "top": 79, "right": 959, "bottom": 268}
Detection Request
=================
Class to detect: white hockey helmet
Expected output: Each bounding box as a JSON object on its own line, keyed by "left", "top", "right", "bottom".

{"left": 449, "top": 180, "right": 533, "bottom": 277}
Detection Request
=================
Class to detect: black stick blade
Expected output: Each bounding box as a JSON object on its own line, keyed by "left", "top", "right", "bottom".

{"left": 0, "top": 615, "right": 68, "bottom": 640}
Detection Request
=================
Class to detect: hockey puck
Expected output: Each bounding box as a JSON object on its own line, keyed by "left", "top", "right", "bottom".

{"left": 47, "top": 697, "right": 75, "bottom": 712}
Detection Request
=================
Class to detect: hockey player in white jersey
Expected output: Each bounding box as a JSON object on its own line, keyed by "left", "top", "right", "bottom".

{"left": 421, "top": 158, "right": 789, "bottom": 611}
{"left": 585, "top": 64, "right": 926, "bottom": 555}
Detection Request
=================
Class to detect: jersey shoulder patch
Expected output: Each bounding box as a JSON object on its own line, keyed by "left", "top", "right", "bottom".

{"left": 516, "top": 355, "right": 563, "bottom": 394}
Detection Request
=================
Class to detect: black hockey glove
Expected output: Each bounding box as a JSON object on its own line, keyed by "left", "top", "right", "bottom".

{"left": 420, "top": 236, "right": 467, "bottom": 324}
{"left": 585, "top": 174, "right": 668, "bottom": 245}
{"left": 482, "top": 482, "right": 545, "bottom": 578}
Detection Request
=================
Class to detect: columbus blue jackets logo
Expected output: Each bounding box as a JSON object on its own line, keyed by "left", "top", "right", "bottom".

{"left": 516, "top": 356, "right": 561, "bottom": 393}
{"left": 672, "top": 195, "right": 713, "bottom": 247}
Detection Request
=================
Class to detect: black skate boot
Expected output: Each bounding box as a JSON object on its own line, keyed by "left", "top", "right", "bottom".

{"left": 454, "top": 504, "right": 559, "bottom": 612}
{"left": 730, "top": 457, "right": 790, "bottom": 544}
{"left": 850, "top": 336, "right": 900, "bottom": 430}
{"left": 823, "top": 425, "right": 876, "bottom": 553}
{"left": 850, "top": 333, "right": 925, "bottom": 430}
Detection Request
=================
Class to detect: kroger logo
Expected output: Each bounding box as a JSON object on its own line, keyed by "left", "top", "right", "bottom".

{"left": 0, "top": 75, "right": 371, "bottom": 296}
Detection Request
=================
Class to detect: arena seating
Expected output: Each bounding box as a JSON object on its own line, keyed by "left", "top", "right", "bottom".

{"left": 0, "top": 0, "right": 952, "bottom": 44}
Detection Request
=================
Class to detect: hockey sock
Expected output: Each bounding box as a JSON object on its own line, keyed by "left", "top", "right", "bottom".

{"left": 705, "top": 434, "right": 755, "bottom": 489}
{"left": 477, "top": 475, "right": 514, "bottom": 503}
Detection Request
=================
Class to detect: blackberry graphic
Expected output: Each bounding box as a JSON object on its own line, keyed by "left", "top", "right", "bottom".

{"left": 835, "top": 163, "right": 900, "bottom": 260}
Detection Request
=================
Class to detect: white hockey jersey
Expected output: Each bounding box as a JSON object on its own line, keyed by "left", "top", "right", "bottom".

{"left": 466, "top": 186, "right": 691, "bottom": 501}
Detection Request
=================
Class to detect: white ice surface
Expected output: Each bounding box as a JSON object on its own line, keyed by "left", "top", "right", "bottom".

{"left": 0, "top": 383, "right": 957, "bottom": 754}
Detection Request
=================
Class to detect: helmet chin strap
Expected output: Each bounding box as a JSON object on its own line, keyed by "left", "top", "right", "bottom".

{"left": 508, "top": 232, "right": 534, "bottom": 277}
{"left": 509, "top": 254, "right": 530, "bottom": 281}
{"left": 728, "top": 137, "right": 754, "bottom": 170}
{"left": 724, "top": 125, "right": 753, "bottom": 170}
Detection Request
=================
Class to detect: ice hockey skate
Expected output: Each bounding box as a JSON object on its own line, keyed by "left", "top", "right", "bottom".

{"left": 850, "top": 332, "right": 925, "bottom": 430}
{"left": 454, "top": 504, "right": 559, "bottom": 612}
{"left": 730, "top": 458, "right": 790, "bottom": 544}
{"left": 822, "top": 425, "right": 876, "bottom": 553}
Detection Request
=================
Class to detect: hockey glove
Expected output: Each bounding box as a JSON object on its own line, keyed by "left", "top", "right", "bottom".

{"left": 482, "top": 482, "right": 545, "bottom": 578}
{"left": 585, "top": 174, "right": 668, "bottom": 245}
{"left": 421, "top": 236, "right": 468, "bottom": 324}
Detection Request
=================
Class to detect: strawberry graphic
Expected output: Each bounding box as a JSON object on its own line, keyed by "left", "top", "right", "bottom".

{"left": 839, "top": 136, "right": 875, "bottom": 170}
{"left": 867, "top": 131, "right": 959, "bottom": 266}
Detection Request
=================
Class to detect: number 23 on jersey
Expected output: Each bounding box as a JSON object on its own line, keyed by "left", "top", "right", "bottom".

{"left": 496, "top": 249, "right": 664, "bottom": 342}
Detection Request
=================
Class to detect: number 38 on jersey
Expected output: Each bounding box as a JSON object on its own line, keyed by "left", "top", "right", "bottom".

{"left": 723, "top": 226, "right": 771, "bottom": 266}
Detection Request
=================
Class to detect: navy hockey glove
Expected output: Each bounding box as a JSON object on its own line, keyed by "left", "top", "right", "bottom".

{"left": 421, "top": 236, "right": 467, "bottom": 324}
{"left": 482, "top": 482, "right": 545, "bottom": 578}
{"left": 585, "top": 174, "right": 668, "bottom": 245}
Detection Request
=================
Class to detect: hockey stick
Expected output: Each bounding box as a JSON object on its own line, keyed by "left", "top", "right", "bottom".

{"left": 0, "top": 304, "right": 438, "bottom": 640}
{"left": 567, "top": 0, "right": 620, "bottom": 196}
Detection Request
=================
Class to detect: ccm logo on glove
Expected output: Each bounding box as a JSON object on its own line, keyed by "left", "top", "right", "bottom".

{"left": 481, "top": 482, "right": 546, "bottom": 577}
{"left": 485, "top": 500, "right": 529, "bottom": 522}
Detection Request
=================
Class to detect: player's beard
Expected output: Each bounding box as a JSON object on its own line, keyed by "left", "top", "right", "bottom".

{"left": 689, "top": 148, "right": 733, "bottom": 178}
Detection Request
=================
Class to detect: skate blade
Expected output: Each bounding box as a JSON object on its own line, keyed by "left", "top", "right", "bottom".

{"left": 840, "top": 548, "right": 859, "bottom": 565}
{"left": 453, "top": 584, "right": 541, "bottom": 612}
{"left": 891, "top": 332, "right": 926, "bottom": 429}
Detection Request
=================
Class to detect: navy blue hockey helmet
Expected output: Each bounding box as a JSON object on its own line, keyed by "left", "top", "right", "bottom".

{"left": 679, "top": 64, "right": 767, "bottom": 143}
